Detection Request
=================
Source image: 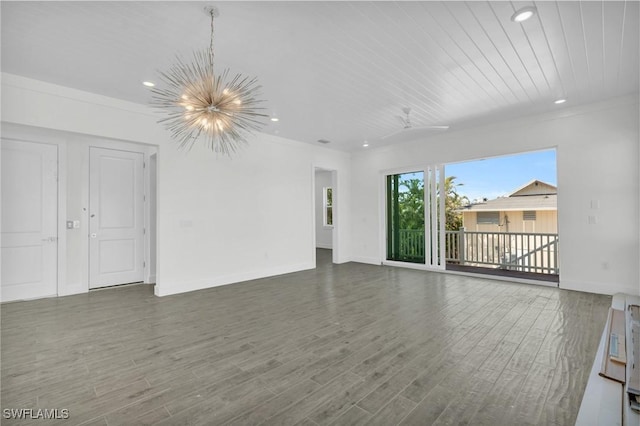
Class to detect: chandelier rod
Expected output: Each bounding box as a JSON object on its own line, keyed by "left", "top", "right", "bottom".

{"left": 207, "top": 6, "right": 219, "bottom": 70}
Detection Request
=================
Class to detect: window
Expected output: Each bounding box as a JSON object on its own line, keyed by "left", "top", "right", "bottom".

{"left": 523, "top": 211, "right": 536, "bottom": 221}
{"left": 477, "top": 211, "right": 500, "bottom": 225}
{"left": 323, "top": 187, "right": 333, "bottom": 226}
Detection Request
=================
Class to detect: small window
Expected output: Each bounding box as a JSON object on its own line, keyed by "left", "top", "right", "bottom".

{"left": 477, "top": 211, "right": 499, "bottom": 225}
{"left": 323, "top": 187, "right": 333, "bottom": 226}
{"left": 523, "top": 211, "right": 536, "bottom": 221}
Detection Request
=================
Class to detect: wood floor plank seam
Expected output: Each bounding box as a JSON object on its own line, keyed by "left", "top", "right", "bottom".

{"left": 72, "top": 387, "right": 173, "bottom": 426}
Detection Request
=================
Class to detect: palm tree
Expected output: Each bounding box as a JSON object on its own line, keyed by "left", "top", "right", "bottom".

{"left": 444, "top": 176, "right": 469, "bottom": 231}
{"left": 398, "top": 178, "right": 424, "bottom": 230}
{"left": 396, "top": 176, "right": 468, "bottom": 231}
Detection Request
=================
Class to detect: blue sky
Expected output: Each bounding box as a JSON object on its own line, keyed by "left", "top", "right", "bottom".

{"left": 446, "top": 149, "right": 557, "bottom": 202}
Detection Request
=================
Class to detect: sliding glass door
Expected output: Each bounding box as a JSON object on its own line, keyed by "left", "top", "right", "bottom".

{"left": 386, "top": 166, "right": 445, "bottom": 268}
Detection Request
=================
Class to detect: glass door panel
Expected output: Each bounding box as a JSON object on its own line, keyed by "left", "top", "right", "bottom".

{"left": 386, "top": 171, "right": 425, "bottom": 263}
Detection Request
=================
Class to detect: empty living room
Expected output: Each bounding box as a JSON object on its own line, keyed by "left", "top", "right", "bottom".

{"left": 1, "top": 1, "right": 639, "bottom": 425}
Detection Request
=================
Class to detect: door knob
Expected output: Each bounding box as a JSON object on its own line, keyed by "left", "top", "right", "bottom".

{"left": 91, "top": 233, "right": 97, "bottom": 238}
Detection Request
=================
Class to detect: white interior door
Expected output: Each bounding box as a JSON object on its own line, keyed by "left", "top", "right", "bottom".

{"left": 89, "top": 147, "right": 144, "bottom": 289}
{"left": 1, "top": 140, "right": 58, "bottom": 302}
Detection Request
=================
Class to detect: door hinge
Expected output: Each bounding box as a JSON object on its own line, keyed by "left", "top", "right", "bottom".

{"left": 143, "top": 161, "right": 146, "bottom": 169}
{"left": 143, "top": 228, "right": 146, "bottom": 235}
{"left": 143, "top": 261, "right": 146, "bottom": 268}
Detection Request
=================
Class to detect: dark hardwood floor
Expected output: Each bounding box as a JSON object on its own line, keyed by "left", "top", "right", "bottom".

{"left": 1, "top": 249, "right": 610, "bottom": 425}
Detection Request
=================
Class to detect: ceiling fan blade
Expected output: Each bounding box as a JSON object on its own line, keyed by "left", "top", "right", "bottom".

{"left": 421, "top": 125, "right": 449, "bottom": 130}
{"left": 381, "top": 126, "right": 449, "bottom": 142}
{"left": 381, "top": 129, "right": 405, "bottom": 140}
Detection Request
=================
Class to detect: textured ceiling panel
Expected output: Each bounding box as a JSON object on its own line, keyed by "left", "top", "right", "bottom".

{"left": 1, "top": 1, "right": 638, "bottom": 151}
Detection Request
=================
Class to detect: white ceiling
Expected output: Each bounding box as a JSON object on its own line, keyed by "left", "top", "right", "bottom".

{"left": 2, "top": 1, "right": 639, "bottom": 151}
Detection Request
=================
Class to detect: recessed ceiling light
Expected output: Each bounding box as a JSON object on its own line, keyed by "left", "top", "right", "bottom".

{"left": 511, "top": 6, "right": 536, "bottom": 23}
{"left": 270, "top": 117, "right": 279, "bottom": 122}
{"left": 554, "top": 98, "right": 567, "bottom": 104}
{"left": 362, "top": 141, "right": 369, "bottom": 147}
{"left": 142, "top": 81, "right": 155, "bottom": 87}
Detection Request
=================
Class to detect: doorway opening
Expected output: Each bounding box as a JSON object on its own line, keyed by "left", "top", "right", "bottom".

{"left": 386, "top": 171, "right": 425, "bottom": 264}
{"left": 444, "top": 149, "right": 559, "bottom": 283}
{"left": 382, "top": 149, "right": 558, "bottom": 283}
{"left": 314, "top": 168, "right": 337, "bottom": 267}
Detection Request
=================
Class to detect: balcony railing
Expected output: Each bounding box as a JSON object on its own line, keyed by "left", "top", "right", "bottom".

{"left": 445, "top": 230, "right": 559, "bottom": 274}
{"left": 397, "top": 229, "right": 426, "bottom": 262}
{"left": 395, "top": 229, "right": 559, "bottom": 275}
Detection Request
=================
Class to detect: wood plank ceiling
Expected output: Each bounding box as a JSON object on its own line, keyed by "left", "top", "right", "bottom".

{"left": 1, "top": 1, "right": 638, "bottom": 151}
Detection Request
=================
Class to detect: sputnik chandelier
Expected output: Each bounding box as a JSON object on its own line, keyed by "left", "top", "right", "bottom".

{"left": 152, "top": 6, "right": 266, "bottom": 155}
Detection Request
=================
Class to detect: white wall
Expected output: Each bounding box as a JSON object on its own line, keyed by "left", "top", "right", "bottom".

{"left": 1, "top": 73, "right": 352, "bottom": 297}
{"left": 315, "top": 170, "right": 333, "bottom": 249}
{"left": 157, "top": 133, "right": 350, "bottom": 297}
{"left": 350, "top": 95, "right": 640, "bottom": 296}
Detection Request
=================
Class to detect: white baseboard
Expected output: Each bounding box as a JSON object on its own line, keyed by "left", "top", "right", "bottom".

{"left": 316, "top": 243, "right": 333, "bottom": 249}
{"left": 146, "top": 275, "right": 157, "bottom": 284}
{"left": 560, "top": 279, "right": 639, "bottom": 296}
{"left": 58, "top": 282, "right": 87, "bottom": 297}
{"left": 155, "top": 262, "right": 315, "bottom": 297}
{"left": 350, "top": 256, "right": 381, "bottom": 266}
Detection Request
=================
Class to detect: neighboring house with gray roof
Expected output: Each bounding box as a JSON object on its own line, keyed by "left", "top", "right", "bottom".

{"left": 460, "top": 180, "right": 557, "bottom": 234}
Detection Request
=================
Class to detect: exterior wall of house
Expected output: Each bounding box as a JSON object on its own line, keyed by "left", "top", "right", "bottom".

{"left": 459, "top": 210, "right": 559, "bottom": 273}
{"left": 462, "top": 210, "right": 558, "bottom": 234}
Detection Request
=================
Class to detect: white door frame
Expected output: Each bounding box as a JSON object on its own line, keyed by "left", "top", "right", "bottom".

{"left": 146, "top": 153, "right": 158, "bottom": 284}
{"left": 83, "top": 141, "right": 155, "bottom": 290}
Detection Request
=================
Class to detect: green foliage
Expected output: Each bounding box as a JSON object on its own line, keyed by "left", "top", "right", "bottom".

{"left": 325, "top": 187, "right": 333, "bottom": 225}
{"left": 444, "top": 176, "right": 469, "bottom": 231}
{"left": 398, "top": 178, "right": 424, "bottom": 230}
{"left": 395, "top": 176, "right": 468, "bottom": 231}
